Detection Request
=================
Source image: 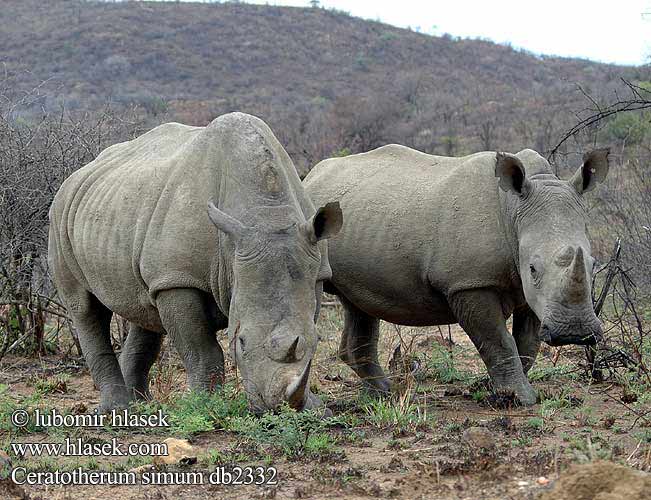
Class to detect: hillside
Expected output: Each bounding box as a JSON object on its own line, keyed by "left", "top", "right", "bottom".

{"left": 1, "top": 0, "right": 647, "bottom": 172}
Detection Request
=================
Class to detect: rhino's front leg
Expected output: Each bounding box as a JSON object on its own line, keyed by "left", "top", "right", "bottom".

{"left": 156, "top": 288, "right": 225, "bottom": 391}
{"left": 512, "top": 305, "right": 541, "bottom": 374}
{"left": 119, "top": 324, "right": 163, "bottom": 400}
{"left": 450, "top": 289, "right": 537, "bottom": 406}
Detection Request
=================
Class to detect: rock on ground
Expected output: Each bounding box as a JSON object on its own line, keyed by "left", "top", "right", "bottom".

{"left": 538, "top": 460, "right": 651, "bottom": 500}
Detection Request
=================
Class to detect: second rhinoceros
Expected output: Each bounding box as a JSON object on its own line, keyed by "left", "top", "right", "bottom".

{"left": 304, "top": 145, "right": 609, "bottom": 405}
{"left": 48, "top": 112, "right": 342, "bottom": 413}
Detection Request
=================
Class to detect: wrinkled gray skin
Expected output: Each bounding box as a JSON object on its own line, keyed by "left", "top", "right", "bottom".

{"left": 304, "top": 145, "right": 610, "bottom": 405}
{"left": 48, "top": 112, "right": 342, "bottom": 414}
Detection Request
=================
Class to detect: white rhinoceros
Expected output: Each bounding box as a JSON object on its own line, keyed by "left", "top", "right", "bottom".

{"left": 49, "top": 112, "right": 342, "bottom": 413}
{"left": 304, "top": 145, "right": 609, "bottom": 405}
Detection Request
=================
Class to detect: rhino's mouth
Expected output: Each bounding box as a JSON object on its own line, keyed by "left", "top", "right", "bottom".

{"left": 539, "top": 319, "right": 602, "bottom": 346}
{"left": 542, "top": 330, "right": 599, "bottom": 346}
{"left": 245, "top": 361, "right": 312, "bottom": 414}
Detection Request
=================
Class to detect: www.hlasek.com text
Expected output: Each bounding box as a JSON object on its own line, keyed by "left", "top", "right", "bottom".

{"left": 12, "top": 438, "right": 168, "bottom": 458}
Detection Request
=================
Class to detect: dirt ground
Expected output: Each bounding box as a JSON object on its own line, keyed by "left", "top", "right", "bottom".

{"left": 1, "top": 304, "right": 650, "bottom": 500}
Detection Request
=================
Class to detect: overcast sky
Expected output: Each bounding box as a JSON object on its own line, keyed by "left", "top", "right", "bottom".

{"left": 238, "top": 0, "right": 650, "bottom": 66}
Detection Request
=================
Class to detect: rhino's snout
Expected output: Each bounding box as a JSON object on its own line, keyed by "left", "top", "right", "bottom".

{"left": 246, "top": 359, "right": 313, "bottom": 414}
{"left": 539, "top": 315, "right": 603, "bottom": 346}
{"left": 534, "top": 245, "right": 603, "bottom": 346}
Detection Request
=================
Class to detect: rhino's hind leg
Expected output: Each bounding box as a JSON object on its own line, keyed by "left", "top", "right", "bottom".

{"left": 512, "top": 305, "right": 541, "bottom": 375}
{"left": 156, "top": 288, "right": 225, "bottom": 391}
{"left": 119, "top": 324, "right": 163, "bottom": 400}
{"left": 450, "top": 289, "right": 537, "bottom": 406}
{"left": 338, "top": 296, "right": 390, "bottom": 394}
{"left": 70, "top": 292, "right": 130, "bottom": 412}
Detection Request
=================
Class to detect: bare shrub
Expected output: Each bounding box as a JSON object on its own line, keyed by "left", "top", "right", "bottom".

{"left": 597, "top": 158, "right": 651, "bottom": 293}
{"left": 0, "top": 78, "right": 146, "bottom": 357}
{"left": 589, "top": 241, "right": 651, "bottom": 423}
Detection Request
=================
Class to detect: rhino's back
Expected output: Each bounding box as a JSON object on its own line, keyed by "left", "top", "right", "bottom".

{"left": 51, "top": 113, "right": 317, "bottom": 327}
{"left": 50, "top": 122, "right": 221, "bottom": 325}
{"left": 304, "top": 145, "right": 516, "bottom": 323}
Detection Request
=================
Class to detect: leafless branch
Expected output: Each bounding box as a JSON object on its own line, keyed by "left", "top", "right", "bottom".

{"left": 549, "top": 78, "right": 651, "bottom": 159}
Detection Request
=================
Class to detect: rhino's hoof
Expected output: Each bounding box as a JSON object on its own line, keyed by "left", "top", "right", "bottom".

{"left": 514, "top": 378, "right": 538, "bottom": 406}
{"left": 488, "top": 382, "right": 537, "bottom": 408}
{"left": 516, "top": 385, "right": 538, "bottom": 406}
{"left": 314, "top": 405, "right": 333, "bottom": 418}
{"left": 362, "top": 377, "right": 392, "bottom": 397}
{"left": 98, "top": 393, "right": 131, "bottom": 414}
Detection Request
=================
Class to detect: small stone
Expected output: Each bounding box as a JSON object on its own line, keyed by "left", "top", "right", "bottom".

{"left": 444, "top": 387, "right": 464, "bottom": 397}
{"left": 517, "top": 480, "right": 529, "bottom": 487}
{"left": 462, "top": 426, "right": 495, "bottom": 450}
{"left": 367, "top": 483, "right": 382, "bottom": 496}
{"left": 294, "top": 486, "right": 309, "bottom": 498}
{"left": 70, "top": 402, "right": 88, "bottom": 414}
{"left": 256, "top": 486, "right": 277, "bottom": 499}
{"left": 129, "top": 464, "right": 154, "bottom": 474}
{"left": 537, "top": 476, "right": 550, "bottom": 486}
{"left": 602, "top": 416, "right": 616, "bottom": 429}
{"left": 153, "top": 438, "right": 196, "bottom": 466}
{"left": 386, "top": 455, "right": 404, "bottom": 471}
{"left": 0, "top": 450, "right": 12, "bottom": 469}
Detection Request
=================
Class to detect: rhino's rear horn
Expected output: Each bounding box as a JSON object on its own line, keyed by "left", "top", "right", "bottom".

{"left": 285, "top": 336, "right": 301, "bottom": 363}
{"left": 285, "top": 360, "right": 311, "bottom": 410}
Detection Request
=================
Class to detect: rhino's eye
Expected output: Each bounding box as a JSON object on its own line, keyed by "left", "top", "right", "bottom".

{"left": 239, "top": 336, "right": 246, "bottom": 349}
{"left": 529, "top": 264, "right": 537, "bottom": 275}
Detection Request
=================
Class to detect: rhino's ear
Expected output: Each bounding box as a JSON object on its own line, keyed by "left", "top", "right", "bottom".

{"left": 303, "top": 201, "right": 343, "bottom": 243}
{"left": 207, "top": 202, "right": 249, "bottom": 240}
{"left": 495, "top": 152, "right": 531, "bottom": 197}
{"left": 570, "top": 148, "right": 610, "bottom": 194}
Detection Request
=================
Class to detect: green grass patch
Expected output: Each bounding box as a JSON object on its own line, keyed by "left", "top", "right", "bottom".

{"left": 229, "top": 404, "right": 346, "bottom": 458}
{"left": 0, "top": 384, "right": 52, "bottom": 435}
{"left": 566, "top": 434, "right": 612, "bottom": 462}
{"left": 427, "top": 344, "right": 470, "bottom": 383}
{"left": 360, "top": 395, "right": 429, "bottom": 432}
{"left": 26, "top": 374, "right": 70, "bottom": 395}
{"left": 137, "top": 388, "right": 350, "bottom": 459}
{"left": 528, "top": 364, "right": 577, "bottom": 382}
{"left": 136, "top": 386, "right": 248, "bottom": 437}
{"left": 525, "top": 417, "right": 544, "bottom": 431}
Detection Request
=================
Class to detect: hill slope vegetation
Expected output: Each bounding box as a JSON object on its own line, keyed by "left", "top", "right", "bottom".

{"left": 0, "top": 0, "right": 646, "bottom": 171}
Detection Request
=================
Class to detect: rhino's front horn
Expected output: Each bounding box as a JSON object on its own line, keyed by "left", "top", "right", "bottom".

{"left": 565, "top": 247, "right": 588, "bottom": 303}
{"left": 285, "top": 360, "right": 312, "bottom": 410}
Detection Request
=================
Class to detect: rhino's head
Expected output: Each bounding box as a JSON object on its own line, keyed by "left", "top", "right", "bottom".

{"left": 495, "top": 149, "right": 610, "bottom": 347}
{"left": 207, "top": 201, "right": 342, "bottom": 413}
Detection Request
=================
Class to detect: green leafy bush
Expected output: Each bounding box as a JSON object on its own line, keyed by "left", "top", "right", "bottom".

{"left": 606, "top": 112, "right": 651, "bottom": 144}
